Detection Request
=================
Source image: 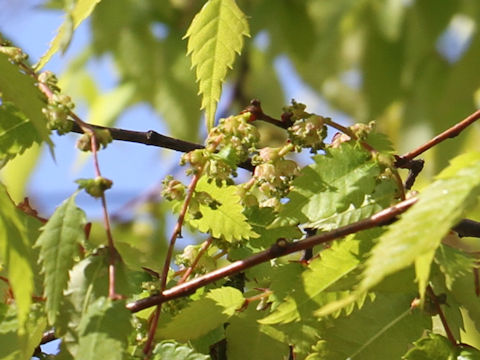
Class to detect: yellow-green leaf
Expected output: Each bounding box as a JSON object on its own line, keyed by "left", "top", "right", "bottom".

{"left": 35, "top": 192, "right": 86, "bottom": 325}
{"left": 35, "top": 0, "right": 103, "bottom": 70}
{"left": 187, "top": 176, "right": 258, "bottom": 241}
{"left": 184, "top": 0, "right": 250, "bottom": 130}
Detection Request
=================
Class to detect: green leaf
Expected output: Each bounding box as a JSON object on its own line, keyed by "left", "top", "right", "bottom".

{"left": 313, "top": 293, "right": 430, "bottom": 360}
{"left": 402, "top": 333, "right": 456, "bottom": 360}
{"left": 0, "top": 53, "right": 51, "bottom": 146}
{"left": 0, "top": 304, "right": 47, "bottom": 360}
{"left": 319, "top": 152, "right": 480, "bottom": 316}
{"left": 0, "top": 184, "right": 35, "bottom": 330}
{"left": 305, "top": 179, "right": 397, "bottom": 230}
{"left": 0, "top": 102, "right": 42, "bottom": 166}
{"left": 35, "top": 192, "right": 86, "bottom": 325}
{"left": 186, "top": 177, "right": 258, "bottom": 241}
{"left": 435, "top": 244, "right": 476, "bottom": 290}
{"left": 184, "top": 0, "right": 250, "bottom": 130}
{"left": 76, "top": 297, "right": 132, "bottom": 360}
{"left": 226, "top": 306, "right": 289, "bottom": 360}
{"left": 260, "top": 234, "right": 370, "bottom": 325}
{"left": 361, "top": 152, "right": 480, "bottom": 296}
{"left": 276, "top": 143, "right": 381, "bottom": 227}
{"left": 152, "top": 341, "right": 210, "bottom": 360}
{"left": 35, "top": 0, "right": 103, "bottom": 70}
{"left": 157, "top": 287, "right": 244, "bottom": 342}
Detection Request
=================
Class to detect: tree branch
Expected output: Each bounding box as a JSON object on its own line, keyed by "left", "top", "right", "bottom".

{"left": 126, "top": 197, "right": 417, "bottom": 313}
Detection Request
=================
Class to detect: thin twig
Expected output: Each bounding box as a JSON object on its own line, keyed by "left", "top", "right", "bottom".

{"left": 396, "top": 109, "right": 480, "bottom": 165}
{"left": 179, "top": 237, "right": 214, "bottom": 284}
{"left": 143, "top": 171, "right": 203, "bottom": 355}
{"left": 426, "top": 285, "right": 457, "bottom": 345}
{"left": 127, "top": 197, "right": 417, "bottom": 313}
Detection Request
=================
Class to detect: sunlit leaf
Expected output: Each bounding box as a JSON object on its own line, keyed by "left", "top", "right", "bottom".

{"left": 35, "top": 0, "right": 103, "bottom": 70}
{"left": 186, "top": 177, "right": 258, "bottom": 241}
{"left": 276, "top": 142, "right": 381, "bottom": 227}
{"left": 156, "top": 287, "right": 244, "bottom": 341}
{"left": 35, "top": 192, "right": 86, "bottom": 325}
{"left": 184, "top": 0, "right": 250, "bottom": 130}
{"left": 0, "top": 184, "right": 35, "bottom": 330}
{"left": 0, "top": 53, "right": 51, "bottom": 147}
{"left": 152, "top": 341, "right": 210, "bottom": 360}
{"left": 402, "top": 333, "right": 456, "bottom": 360}
{"left": 76, "top": 297, "right": 132, "bottom": 360}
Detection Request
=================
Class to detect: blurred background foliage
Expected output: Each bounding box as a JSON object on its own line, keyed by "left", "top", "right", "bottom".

{"left": 42, "top": 0, "right": 480, "bottom": 174}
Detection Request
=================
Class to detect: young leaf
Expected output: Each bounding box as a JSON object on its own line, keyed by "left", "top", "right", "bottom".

{"left": 0, "top": 184, "right": 35, "bottom": 330}
{"left": 184, "top": 0, "right": 250, "bottom": 130}
{"left": 35, "top": 0, "right": 103, "bottom": 70}
{"left": 36, "top": 192, "right": 87, "bottom": 325}
{"left": 435, "top": 244, "right": 476, "bottom": 290}
{"left": 156, "top": 287, "right": 244, "bottom": 341}
{"left": 276, "top": 143, "right": 381, "bottom": 227}
{"left": 152, "top": 341, "right": 210, "bottom": 360}
{"left": 0, "top": 53, "right": 51, "bottom": 147}
{"left": 0, "top": 103, "right": 42, "bottom": 166}
{"left": 186, "top": 177, "right": 258, "bottom": 241}
{"left": 76, "top": 297, "right": 132, "bottom": 360}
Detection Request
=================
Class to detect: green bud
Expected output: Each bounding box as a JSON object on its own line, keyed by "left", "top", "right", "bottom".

{"left": 76, "top": 176, "right": 113, "bottom": 198}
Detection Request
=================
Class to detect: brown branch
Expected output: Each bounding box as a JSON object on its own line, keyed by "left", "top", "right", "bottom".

{"left": 69, "top": 121, "right": 255, "bottom": 172}
{"left": 396, "top": 109, "right": 480, "bottom": 165}
{"left": 126, "top": 197, "right": 417, "bottom": 313}
{"left": 426, "top": 285, "right": 457, "bottom": 345}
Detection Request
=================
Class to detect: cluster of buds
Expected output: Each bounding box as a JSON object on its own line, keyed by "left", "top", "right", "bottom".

{"left": 42, "top": 93, "right": 74, "bottom": 135}
{"left": 288, "top": 115, "right": 328, "bottom": 152}
{"left": 175, "top": 243, "right": 216, "bottom": 273}
{"left": 76, "top": 176, "right": 113, "bottom": 198}
{"left": 250, "top": 146, "right": 299, "bottom": 208}
{"left": 161, "top": 176, "right": 186, "bottom": 201}
{"left": 181, "top": 113, "right": 260, "bottom": 181}
{"left": 76, "top": 129, "right": 112, "bottom": 152}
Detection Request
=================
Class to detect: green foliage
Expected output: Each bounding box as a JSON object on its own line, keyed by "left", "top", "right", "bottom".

{"left": 156, "top": 287, "right": 244, "bottom": 342}
{"left": 3, "top": 1, "right": 480, "bottom": 359}
{"left": 185, "top": 176, "right": 258, "bottom": 241}
{"left": 0, "top": 102, "right": 42, "bottom": 166}
{"left": 36, "top": 192, "right": 86, "bottom": 325}
{"left": 152, "top": 341, "right": 210, "bottom": 360}
{"left": 35, "top": 0, "right": 102, "bottom": 70}
{"left": 185, "top": 0, "right": 250, "bottom": 130}
{"left": 76, "top": 297, "right": 132, "bottom": 360}
{"left": 277, "top": 142, "right": 386, "bottom": 226}
{"left": 0, "top": 53, "right": 51, "bottom": 147}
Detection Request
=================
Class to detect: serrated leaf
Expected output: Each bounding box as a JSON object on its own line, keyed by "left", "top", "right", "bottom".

{"left": 156, "top": 287, "right": 244, "bottom": 342}
{"left": 35, "top": 192, "right": 86, "bottom": 325}
{"left": 152, "top": 341, "right": 210, "bottom": 360}
{"left": 305, "top": 179, "right": 397, "bottom": 230}
{"left": 260, "top": 235, "right": 368, "bottom": 325}
{"left": 35, "top": 0, "right": 103, "bottom": 70}
{"left": 0, "top": 184, "right": 35, "bottom": 330}
{"left": 187, "top": 177, "right": 258, "bottom": 241}
{"left": 360, "top": 152, "right": 480, "bottom": 297}
{"left": 226, "top": 306, "right": 289, "bottom": 360}
{"left": 184, "top": 0, "right": 250, "bottom": 130}
{"left": 76, "top": 297, "right": 132, "bottom": 360}
{"left": 0, "top": 102, "right": 42, "bottom": 166}
{"left": 318, "top": 152, "right": 480, "bottom": 317}
{"left": 276, "top": 143, "right": 381, "bottom": 227}
{"left": 0, "top": 53, "right": 51, "bottom": 147}
{"left": 402, "top": 333, "right": 456, "bottom": 360}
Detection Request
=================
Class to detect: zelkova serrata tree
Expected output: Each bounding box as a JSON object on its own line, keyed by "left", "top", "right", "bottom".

{"left": 2, "top": 1, "right": 480, "bottom": 359}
